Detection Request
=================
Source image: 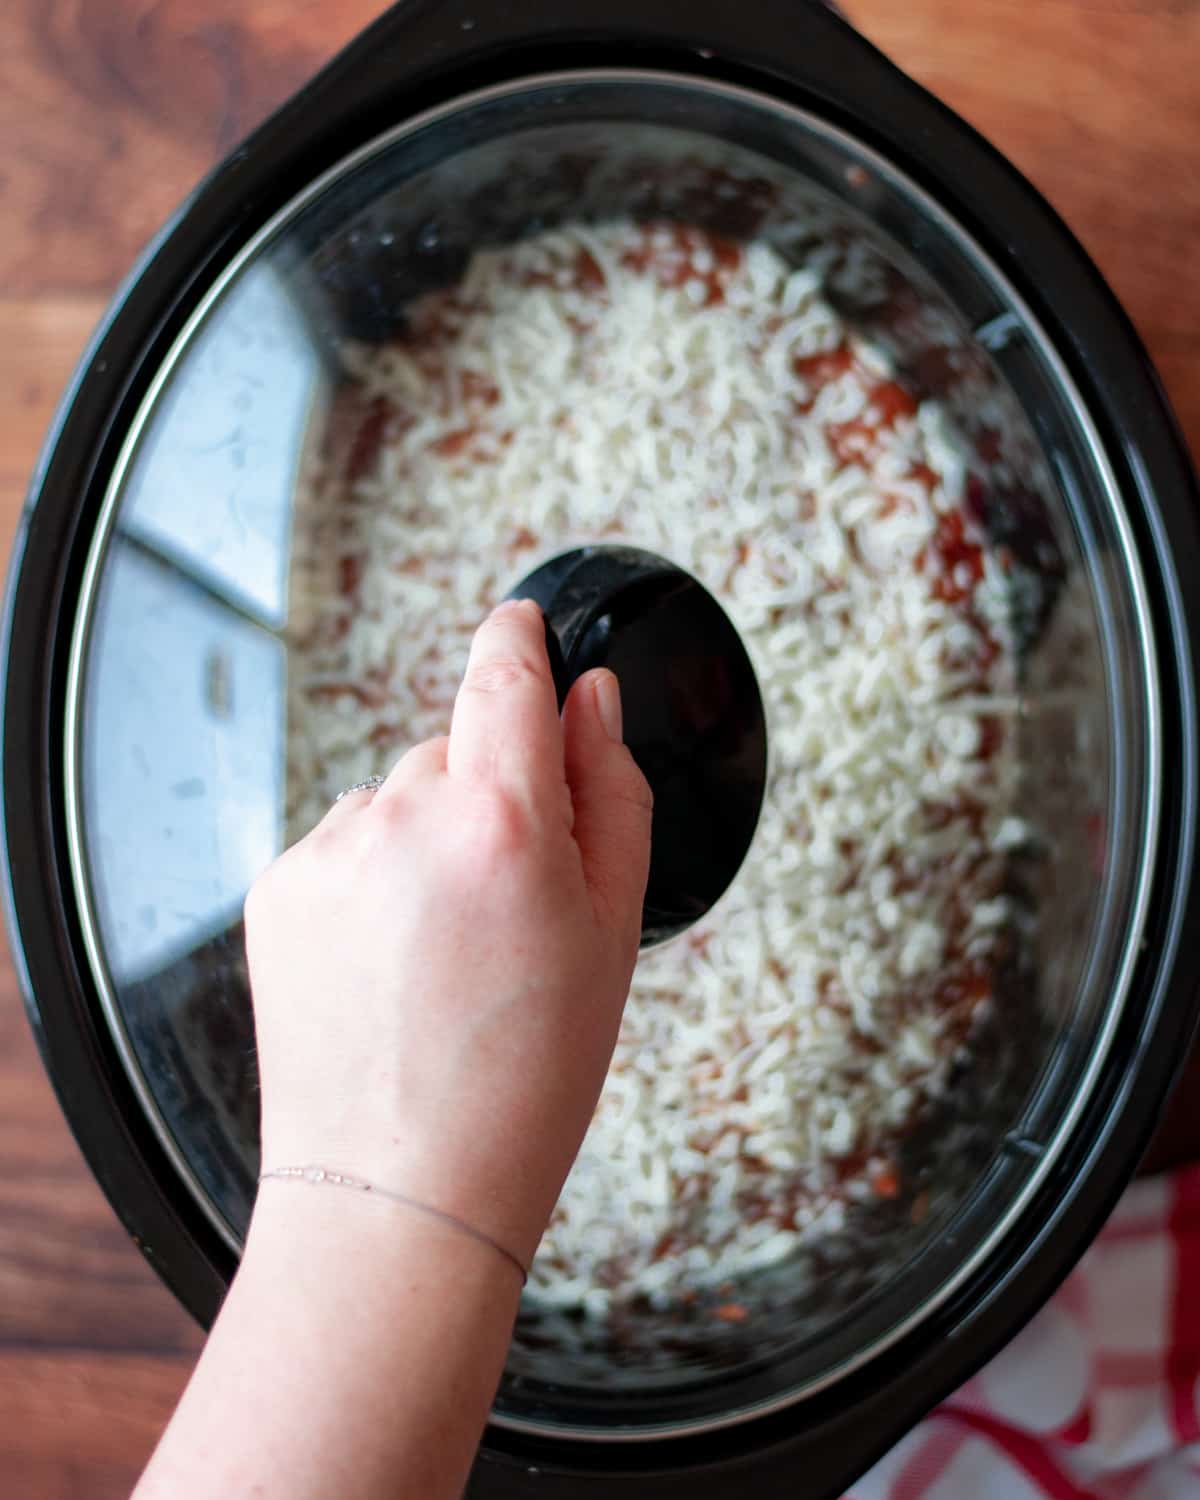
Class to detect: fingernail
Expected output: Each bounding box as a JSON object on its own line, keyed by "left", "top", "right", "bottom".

{"left": 492, "top": 597, "right": 540, "bottom": 621}
{"left": 593, "top": 670, "right": 623, "bottom": 742}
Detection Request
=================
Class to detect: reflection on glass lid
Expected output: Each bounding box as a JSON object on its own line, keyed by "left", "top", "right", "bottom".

{"left": 66, "top": 73, "right": 1157, "bottom": 1436}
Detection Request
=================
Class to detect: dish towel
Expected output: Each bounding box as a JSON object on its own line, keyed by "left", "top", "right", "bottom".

{"left": 851, "top": 1165, "right": 1200, "bottom": 1499}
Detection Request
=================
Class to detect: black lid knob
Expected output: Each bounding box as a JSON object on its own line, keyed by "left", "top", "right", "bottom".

{"left": 509, "top": 546, "right": 767, "bottom": 946}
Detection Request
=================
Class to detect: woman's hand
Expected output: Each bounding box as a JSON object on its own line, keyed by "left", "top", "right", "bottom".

{"left": 135, "top": 601, "right": 651, "bottom": 1500}
{"left": 245, "top": 598, "right": 653, "bottom": 1268}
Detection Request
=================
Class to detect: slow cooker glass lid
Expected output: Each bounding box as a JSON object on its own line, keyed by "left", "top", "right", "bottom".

{"left": 65, "top": 72, "right": 1158, "bottom": 1434}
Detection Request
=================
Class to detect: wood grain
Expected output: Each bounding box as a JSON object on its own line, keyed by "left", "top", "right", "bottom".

{"left": 0, "top": 1351, "right": 193, "bottom": 1500}
{"left": 0, "top": 298, "right": 106, "bottom": 539}
{"left": 0, "top": 0, "right": 388, "bottom": 296}
{"left": 0, "top": 1, "right": 1197, "bottom": 1494}
{"left": 0, "top": 980, "right": 204, "bottom": 1355}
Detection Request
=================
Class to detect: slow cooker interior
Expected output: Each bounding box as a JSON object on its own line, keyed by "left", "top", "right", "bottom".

{"left": 70, "top": 75, "right": 1157, "bottom": 1435}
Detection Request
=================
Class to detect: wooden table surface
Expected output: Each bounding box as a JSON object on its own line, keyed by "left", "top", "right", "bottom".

{"left": 1, "top": 1, "right": 1197, "bottom": 1493}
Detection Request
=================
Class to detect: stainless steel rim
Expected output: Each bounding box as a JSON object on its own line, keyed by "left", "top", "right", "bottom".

{"left": 62, "top": 66, "right": 1162, "bottom": 1442}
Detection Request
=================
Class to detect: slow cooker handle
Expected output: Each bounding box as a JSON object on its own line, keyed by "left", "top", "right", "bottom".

{"left": 264, "top": 0, "right": 869, "bottom": 174}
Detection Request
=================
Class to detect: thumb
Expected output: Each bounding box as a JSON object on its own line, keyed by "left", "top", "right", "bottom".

{"left": 563, "top": 668, "right": 653, "bottom": 943}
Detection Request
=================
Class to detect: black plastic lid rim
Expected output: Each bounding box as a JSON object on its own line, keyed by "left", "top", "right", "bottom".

{"left": 2, "top": 0, "right": 1198, "bottom": 1494}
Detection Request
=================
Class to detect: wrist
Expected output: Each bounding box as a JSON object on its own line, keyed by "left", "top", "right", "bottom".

{"left": 259, "top": 1113, "right": 554, "bottom": 1269}
{"left": 247, "top": 1171, "right": 528, "bottom": 1306}
{"left": 141, "top": 1157, "right": 525, "bottom": 1500}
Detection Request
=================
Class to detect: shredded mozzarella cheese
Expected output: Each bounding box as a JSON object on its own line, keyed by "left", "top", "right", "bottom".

{"left": 286, "top": 219, "right": 1020, "bottom": 1313}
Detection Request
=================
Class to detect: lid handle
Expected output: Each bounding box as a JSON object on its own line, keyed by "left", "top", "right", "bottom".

{"left": 509, "top": 546, "right": 767, "bottom": 945}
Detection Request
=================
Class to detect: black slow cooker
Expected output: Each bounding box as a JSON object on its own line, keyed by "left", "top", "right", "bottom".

{"left": 5, "top": 2, "right": 1200, "bottom": 1495}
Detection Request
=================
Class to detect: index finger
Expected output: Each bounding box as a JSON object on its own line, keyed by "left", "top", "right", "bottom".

{"left": 447, "top": 599, "right": 565, "bottom": 795}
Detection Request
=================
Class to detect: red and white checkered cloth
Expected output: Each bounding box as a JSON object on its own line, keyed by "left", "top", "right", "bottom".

{"left": 850, "top": 1165, "right": 1200, "bottom": 1499}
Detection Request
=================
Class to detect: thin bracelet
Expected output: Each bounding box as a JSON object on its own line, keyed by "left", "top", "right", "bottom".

{"left": 258, "top": 1165, "right": 528, "bottom": 1285}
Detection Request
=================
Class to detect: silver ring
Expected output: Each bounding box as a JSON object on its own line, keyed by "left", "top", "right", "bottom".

{"left": 334, "top": 775, "right": 386, "bottom": 803}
